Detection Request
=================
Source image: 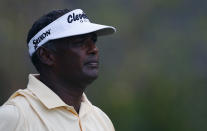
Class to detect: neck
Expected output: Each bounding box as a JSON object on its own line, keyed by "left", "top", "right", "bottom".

{"left": 39, "top": 73, "right": 86, "bottom": 114}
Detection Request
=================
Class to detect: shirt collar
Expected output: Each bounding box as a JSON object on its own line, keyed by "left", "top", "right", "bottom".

{"left": 27, "top": 74, "right": 93, "bottom": 114}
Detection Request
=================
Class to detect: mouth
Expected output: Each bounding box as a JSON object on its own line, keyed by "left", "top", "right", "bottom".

{"left": 84, "top": 61, "right": 99, "bottom": 68}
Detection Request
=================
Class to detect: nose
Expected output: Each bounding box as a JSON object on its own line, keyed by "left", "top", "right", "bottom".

{"left": 86, "top": 39, "right": 99, "bottom": 55}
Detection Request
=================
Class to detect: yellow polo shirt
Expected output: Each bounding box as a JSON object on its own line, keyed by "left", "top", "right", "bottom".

{"left": 0, "top": 74, "right": 115, "bottom": 131}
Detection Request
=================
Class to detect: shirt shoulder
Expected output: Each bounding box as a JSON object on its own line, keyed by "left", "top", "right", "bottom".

{"left": 92, "top": 105, "right": 115, "bottom": 130}
{"left": 0, "top": 104, "right": 20, "bottom": 131}
{"left": 0, "top": 93, "right": 30, "bottom": 131}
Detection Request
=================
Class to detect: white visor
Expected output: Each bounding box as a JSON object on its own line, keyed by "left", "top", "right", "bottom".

{"left": 28, "top": 9, "right": 116, "bottom": 56}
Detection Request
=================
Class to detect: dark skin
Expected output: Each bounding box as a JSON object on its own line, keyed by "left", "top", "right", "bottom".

{"left": 36, "top": 33, "right": 99, "bottom": 113}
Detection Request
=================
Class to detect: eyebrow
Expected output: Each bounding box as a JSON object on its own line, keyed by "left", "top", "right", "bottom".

{"left": 71, "top": 33, "right": 97, "bottom": 42}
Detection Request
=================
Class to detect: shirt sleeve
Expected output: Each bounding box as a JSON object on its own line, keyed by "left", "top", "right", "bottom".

{"left": 0, "top": 104, "right": 20, "bottom": 131}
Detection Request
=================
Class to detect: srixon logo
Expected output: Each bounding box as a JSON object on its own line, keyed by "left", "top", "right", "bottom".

{"left": 33, "top": 29, "right": 51, "bottom": 49}
{"left": 67, "top": 12, "right": 88, "bottom": 23}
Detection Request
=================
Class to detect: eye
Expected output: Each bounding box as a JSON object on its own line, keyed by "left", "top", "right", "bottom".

{"left": 73, "top": 38, "right": 87, "bottom": 45}
{"left": 91, "top": 36, "right": 97, "bottom": 43}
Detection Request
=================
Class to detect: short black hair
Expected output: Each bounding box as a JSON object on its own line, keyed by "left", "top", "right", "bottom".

{"left": 27, "top": 9, "right": 71, "bottom": 72}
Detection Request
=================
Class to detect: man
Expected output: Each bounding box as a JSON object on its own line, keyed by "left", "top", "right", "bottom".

{"left": 0, "top": 9, "right": 116, "bottom": 131}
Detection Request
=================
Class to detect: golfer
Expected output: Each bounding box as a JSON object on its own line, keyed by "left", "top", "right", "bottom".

{"left": 0, "top": 9, "right": 116, "bottom": 131}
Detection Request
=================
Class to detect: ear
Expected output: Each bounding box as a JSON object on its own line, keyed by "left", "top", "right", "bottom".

{"left": 36, "top": 47, "right": 56, "bottom": 66}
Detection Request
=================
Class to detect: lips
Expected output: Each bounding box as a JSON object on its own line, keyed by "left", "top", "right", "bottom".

{"left": 84, "top": 60, "right": 99, "bottom": 68}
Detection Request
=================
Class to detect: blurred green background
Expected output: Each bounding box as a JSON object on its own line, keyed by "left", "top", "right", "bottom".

{"left": 1, "top": 0, "right": 207, "bottom": 130}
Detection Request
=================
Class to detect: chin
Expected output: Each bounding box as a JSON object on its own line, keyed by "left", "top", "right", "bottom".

{"left": 82, "top": 71, "right": 98, "bottom": 84}
{"left": 86, "top": 73, "right": 98, "bottom": 80}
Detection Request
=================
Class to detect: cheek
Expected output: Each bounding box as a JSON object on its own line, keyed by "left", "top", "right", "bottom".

{"left": 59, "top": 50, "right": 86, "bottom": 71}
